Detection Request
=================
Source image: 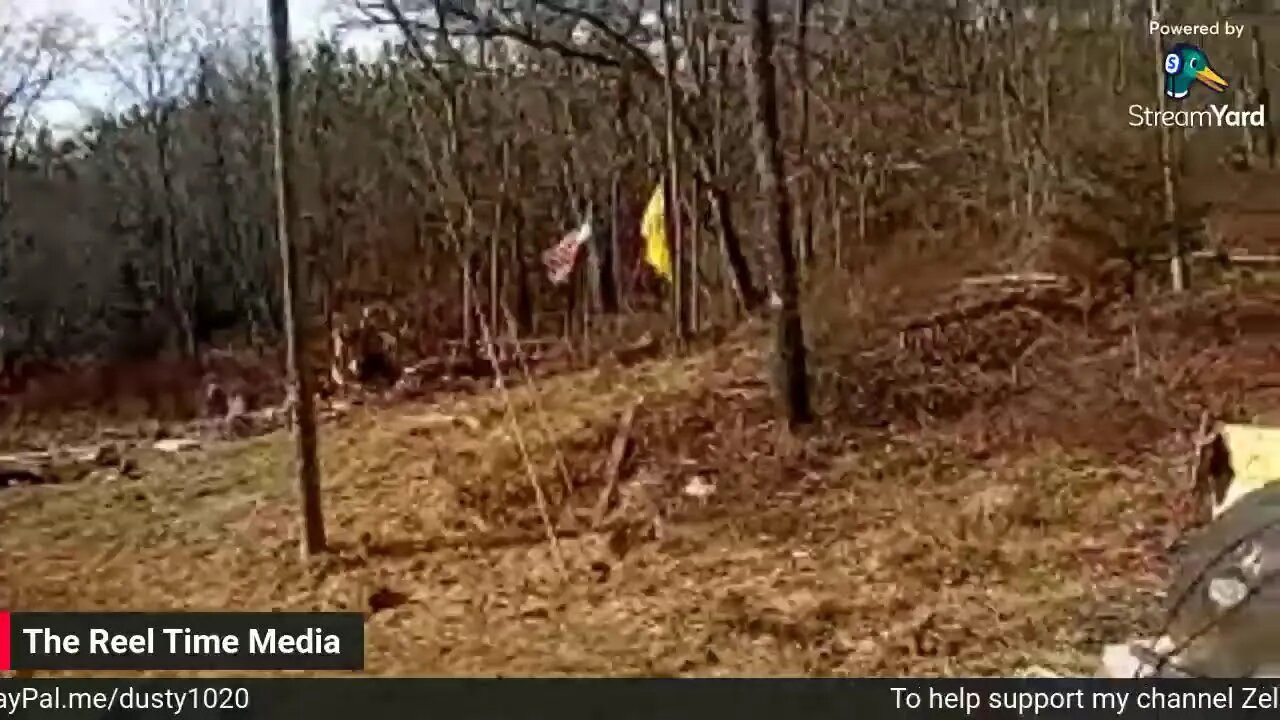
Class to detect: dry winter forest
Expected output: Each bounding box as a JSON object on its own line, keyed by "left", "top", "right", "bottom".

{"left": 2, "top": 0, "right": 1280, "bottom": 676}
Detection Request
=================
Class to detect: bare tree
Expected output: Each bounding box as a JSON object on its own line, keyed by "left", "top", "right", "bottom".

{"left": 354, "top": 0, "right": 765, "bottom": 315}
{"left": 743, "top": 0, "right": 811, "bottom": 426}
{"left": 97, "top": 0, "right": 205, "bottom": 353}
{"left": 1150, "top": 0, "right": 1185, "bottom": 292}
{"left": 0, "top": 9, "right": 84, "bottom": 226}
{"left": 8, "top": 0, "right": 1265, "bottom": 433}
{"left": 659, "top": 0, "right": 688, "bottom": 339}
{"left": 1249, "top": 17, "right": 1275, "bottom": 168}
{"left": 269, "top": 0, "right": 327, "bottom": 556}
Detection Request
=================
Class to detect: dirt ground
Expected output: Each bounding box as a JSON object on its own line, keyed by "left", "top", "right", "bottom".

{"left": 3, "top": 275, "right": 1280, "bottom": 677}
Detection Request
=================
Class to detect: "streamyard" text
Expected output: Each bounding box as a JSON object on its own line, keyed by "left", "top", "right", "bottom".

{"left": 1129, "top": 104, "right": 1267, "bottom": 128}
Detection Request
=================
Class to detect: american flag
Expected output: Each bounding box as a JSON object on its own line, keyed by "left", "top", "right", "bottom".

{"left": 542, "top": 220, "right": 592, "bottom": 285}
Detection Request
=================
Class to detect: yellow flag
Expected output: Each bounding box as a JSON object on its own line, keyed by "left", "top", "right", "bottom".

{"left": 641, "top": 182, "right": 672, "bottom": 281}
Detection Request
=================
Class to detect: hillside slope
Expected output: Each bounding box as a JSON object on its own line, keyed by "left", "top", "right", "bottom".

{"left": 3, "top": 281, "right": 1279, "bottom": 676}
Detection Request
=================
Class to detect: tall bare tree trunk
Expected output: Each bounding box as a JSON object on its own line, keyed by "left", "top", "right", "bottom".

{"left": 492, "top": 140, "right": 509, "bottom": 334}
{"left": 307, "top": 49, "right": 344, "bottom": 371}
{"left": 1151, "top": 0, "right": 1186, "bottom": 292}
{"left": 708, "top": 0, "right": 763, "bottom": 316}
{"left": 268, "top": 0, "right": 326, "bottom": 556}
{"left": 792, "top": 0, "right": 813, "bottom": 269}
{"left": 745, "top": 0, "right": 812, "bottom": 427}
{"left": 610, "top": 74, "right": 631, "bottom": 313}
{"left": 201, "top": 55, "right": 261, "bottom": 341}
{"left": 462, "top": 255, "right": 475, "bottom": 346}
{"left": 1252, "top": 23, "right": 1276, "bottom": 168}
{"left": 689, "top": 0, "right": 705, "bottom": 331}
{"left": 154, "top": 112, "right": 197, "bottom": 357}
{"left": 1240, "top": 73, "right": 1256, "bottom": 168}
{"left": 660, "top": 0, "right": 688, "bottom": 341}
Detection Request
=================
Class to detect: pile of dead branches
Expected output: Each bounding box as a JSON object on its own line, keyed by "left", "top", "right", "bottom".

{"left": 812, "top": 274, "right": 1251, "bottom": 459}
{"left": 818, "top": 276, "right": 1095, "bottom": 426}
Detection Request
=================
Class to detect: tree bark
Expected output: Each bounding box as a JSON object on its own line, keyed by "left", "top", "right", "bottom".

{"left": 1252, "top": 23, "right": 1275, "bottom": 169}
{"left": 792, "top": 0, "right": 813, "bottom": 269}
{"left": 1152, "top": 0, "right": 1186, "bottom": 292}
{"left": 512, "top": 208, "right": 533, "bottom": 336}
{"left": 660, "top": 0, "right": 688, "bottom": 341}
{"left": 744, "top": 0, "right": 812, "bottom": 427}
{"left": 154, "top": 109, "right": 197, "bottom": 357}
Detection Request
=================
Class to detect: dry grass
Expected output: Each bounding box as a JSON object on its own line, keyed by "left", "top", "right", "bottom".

{"left": 4, "top": 280, "right": 1280, "bottom": 677}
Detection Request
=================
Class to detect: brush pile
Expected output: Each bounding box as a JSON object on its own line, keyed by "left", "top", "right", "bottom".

{"left": 814, "top": 272, "right": 1280, "bottom": 461}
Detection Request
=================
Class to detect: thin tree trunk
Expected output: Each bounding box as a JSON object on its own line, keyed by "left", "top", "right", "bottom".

{"left": 461, "top": 253, "right": 476, "bottom": 345}
{"left": 595, "top": 198, "right": 619, "bottom": 315}
{"left": 690, "top": 177, "right": 702, "bottom": 333}
{"left": 308, "top": 52, "right": 347, "bottom": 376}
{"left": 610, "top": 173, "right": 625, "bottom": 312}
{"left": 744, "top": 0, "right": 812, "bottom": 427}
{"left": 154, "top": 114, "right": 196, "bottom": 358}
{"left": 793, "top": 0, "right": 813, "bottom": 269}
{"left": 1152, "top": 0, "right": 1186, "bottom": 291}
{"left": 1240, "top": 74, "right": 1256, "bottom": 167}
{"left": 513, "top": 208, "right": 533, "bottom": 335}
{"left": 492, "top": 140, "right": 510, "bottom": 335}
{"left": 703, "top": 0, "right": 763, "bottom": 315}
{"left": 1253, "top": 23, "right": 1275, "bottom": 168}
{"left": 660, "top": 0, "right": 688, "bottom": 341}
{"left": 997, "top": 65, "right": 1017, "bottom": 218}
{"left": 712, "top": 15, "right": 730, "bottom": 320}
{"left": 691, "top": 0, "right": 708, "bottom": 330}
{"left": 268, "top": 0, "right": 326, "bottom": 556}
{"left": 609, "top": 74, "right": 631, "bottom": 313}
{"left": 711, "top": 186, "right": 762, "bottom": 312}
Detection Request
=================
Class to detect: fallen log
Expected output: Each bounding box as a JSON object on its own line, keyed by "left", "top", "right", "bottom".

{"left": 0, "top": 456, "right": 55, "bottom": 487}
{"left": 0, "top": 443, "right": 127, "bottom": 488}
{"left": 961, "top": 272, "right": 1067, "bottom": 287}
{"left": 1188, "top": 250, "right": 1280, "bottom": 266}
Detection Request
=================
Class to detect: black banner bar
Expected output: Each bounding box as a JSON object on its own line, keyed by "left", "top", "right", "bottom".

{"left": 8, "top": 613, "right": 363, "bottom": 671}
{"left": 2, "top": 679, "right": 1280, "bottom": 719}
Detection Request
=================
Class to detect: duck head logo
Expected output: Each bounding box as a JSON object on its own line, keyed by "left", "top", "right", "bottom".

{"left": 1163, "top": 43, "right": 1228, "bottom": 101}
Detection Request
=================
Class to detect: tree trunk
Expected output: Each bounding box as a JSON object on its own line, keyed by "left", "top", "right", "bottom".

{"left": 660, "top": 0, "right": 688, "bottom": 341}
{"left": 609, "top": 75, "right": 631, "bottom": 312}
{"left": 607, "top": 174, "right": 624, "bottom": 313}
{"left": 711, "top": 185, "right": 763, "bottom": 312}
{"left": 512, "top": 209, "right": 533, "bottom": 336}
{"left": 1240, "top": 74, "right": 1256, "bottom": 168}
{"left": 792, "top": 0, "right": 813, "bottom": 269}
{"left": 461, "top": 253, "right": 477, "bottom": 345}
{"left": 490, "top": 215, "right": 502, "bottom": 337}
{"left": 268, "top": 0, "right": 326, "bottom": 556}
{"left": 744, "top": 0, "right": 813, "bottom": 427}
{"left": 308, "top": 54, "right": 343, "bottom": 370}
{"left": 154, "top": 113, "right": 197, "bottom": 358}
{"left": 1152, "top": 0, "right": 1186, "bottom": 291}
{"left": 204, "top": 58, "right": 259, "bottom": 339}
{"left": 1253, "top": 23, "right": 1276, "bottom": 168}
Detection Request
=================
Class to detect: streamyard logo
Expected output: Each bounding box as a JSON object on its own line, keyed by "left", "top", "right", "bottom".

{"left": 1130, "top": 42, "right": 1266, "bottom": 128}
{"left": 1162, "top": 43, "right": 1227, "bottom": 100}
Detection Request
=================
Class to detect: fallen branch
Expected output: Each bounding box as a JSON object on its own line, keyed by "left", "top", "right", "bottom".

{"left": 1189, "top": 250, "right": 1280, "bottom": 266}
{"left": 0, "top": 444, "right": 126, "bottom": 487}
{"left": 592, "top": 399, "right": 640, "bottom": 529}
{"left": 1018, "top": 665, "right": 1066, "bottom": 678}
{"left": 962, "top": 272, "right": 1066, "bottom": 287}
